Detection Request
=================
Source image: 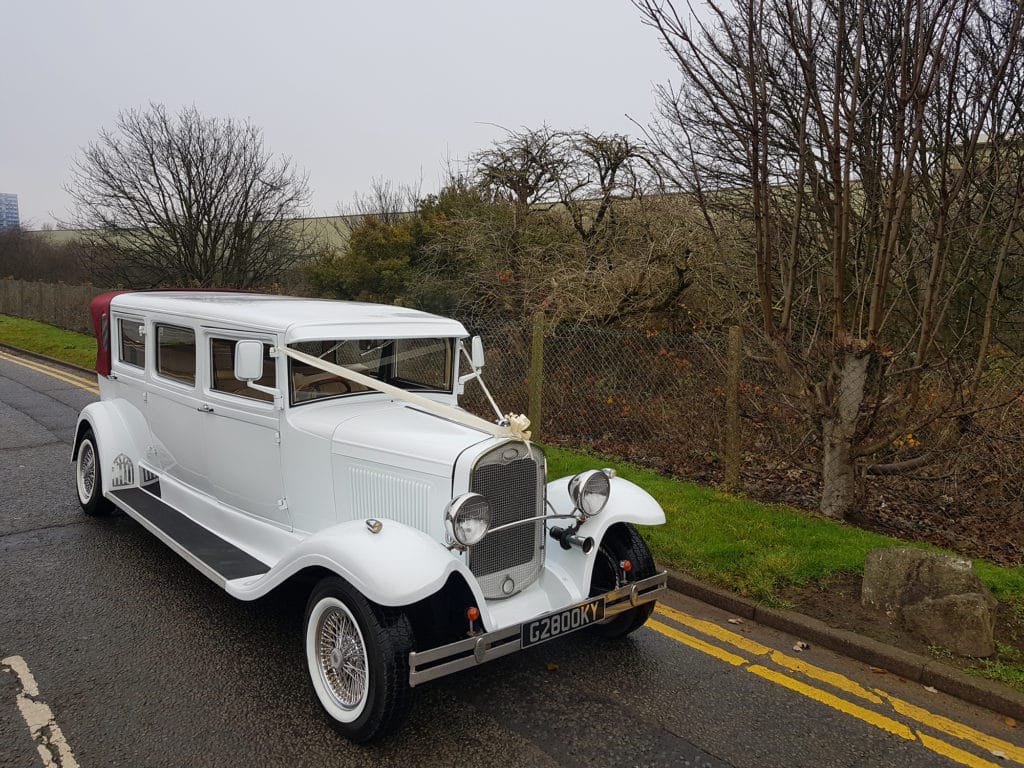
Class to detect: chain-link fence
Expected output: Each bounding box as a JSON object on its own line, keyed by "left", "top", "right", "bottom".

{"left": 461, "top": 315, "right": 734, "bottom": 482}
{"left": 462, "top": 312, "right": 1024, "bottom": 566}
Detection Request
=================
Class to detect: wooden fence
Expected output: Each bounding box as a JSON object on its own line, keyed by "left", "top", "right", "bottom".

{"left": 0, "top": 279, "right": 101, "bottom": 335}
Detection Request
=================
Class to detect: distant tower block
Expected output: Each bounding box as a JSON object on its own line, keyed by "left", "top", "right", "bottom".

{"left": 0, "top": 193, "right": 19, "bottom": 230}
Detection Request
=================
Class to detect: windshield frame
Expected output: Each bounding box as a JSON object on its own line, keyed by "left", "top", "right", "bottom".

{"left": 286, "top": 337, "right": 456, "bottom": 407}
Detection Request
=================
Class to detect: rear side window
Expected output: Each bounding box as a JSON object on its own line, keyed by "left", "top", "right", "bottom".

{"left": 210, "top": 338, "right": 276, "bottom": 402}
{"left": 118, "top": 319, "right": 145, "bottom": 369}
{"left": 156, "top": 325, "right": 196, "bottom": 386}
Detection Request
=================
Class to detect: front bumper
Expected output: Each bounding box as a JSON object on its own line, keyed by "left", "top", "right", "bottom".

{"left": 408, "top": 571, "right": 668, "bottom": 686}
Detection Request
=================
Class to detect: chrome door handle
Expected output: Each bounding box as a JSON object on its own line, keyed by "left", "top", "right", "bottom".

{"left": 197, "top": 404, "right": 214, "bottom": 413}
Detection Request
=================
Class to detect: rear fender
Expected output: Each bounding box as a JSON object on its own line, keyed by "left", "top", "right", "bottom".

{"left": 72, "top": 400, "right": 149, "bottom": 495}
{"left": 544, "top": 475, "right": 665, "bottom": 593}
{"left": 226, "top": 519, "right": 487, "bottom": 609}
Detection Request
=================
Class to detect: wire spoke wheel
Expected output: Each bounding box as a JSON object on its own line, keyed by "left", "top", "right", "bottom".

{"left": 304, "top": 578, "right": 414, "bottom": 742}
{"left": 315, "top": 603, "right": 368, "bottom": 711}
{"left": 75, "top": 430, "right": 112, "bottom": 516}
{"left": 77, "top": 439, "right": 96, "bottom": 504}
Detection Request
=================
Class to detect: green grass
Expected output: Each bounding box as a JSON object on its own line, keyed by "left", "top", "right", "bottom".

{"left": 546, "top": 445, "right": 1024, "bottom": 609}
{"left": 0, "top": 314, "right": 97, "bottom": 370}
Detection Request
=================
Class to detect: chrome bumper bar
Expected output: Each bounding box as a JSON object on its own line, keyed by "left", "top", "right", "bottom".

{"left": 408, "top": 571, "right": 668, "bottom": 686}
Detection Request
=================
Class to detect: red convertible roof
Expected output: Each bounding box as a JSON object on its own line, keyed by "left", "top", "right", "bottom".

{"left": 89, "top": 291, "right": 127, "bottom": 376}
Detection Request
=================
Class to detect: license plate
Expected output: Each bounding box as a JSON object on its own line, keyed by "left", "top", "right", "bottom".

{"left": 521, "top": 597, "right": 606, "bottom": 648}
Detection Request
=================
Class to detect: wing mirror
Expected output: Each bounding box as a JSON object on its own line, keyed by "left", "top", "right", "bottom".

{"left": 471, "top": 336, "right": 485, "bottom": 371}
{"left": 234, "top": 340, "right": 281, "bottom": 403}
{"left": 234, "top": 340, "right": 265, "bottom": 381}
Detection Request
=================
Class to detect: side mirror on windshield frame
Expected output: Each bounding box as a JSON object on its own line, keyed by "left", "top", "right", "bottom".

{"left": 234, "top": 340, "right": 265, "bottom": 382}
{"left": 471, "top": 336, "right": 485, "bottom": 371}
{"left": 234, "top": 340, "right": 281, "bottom": 404}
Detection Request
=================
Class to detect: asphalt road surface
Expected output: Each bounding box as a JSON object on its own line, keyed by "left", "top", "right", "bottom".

{"left": 2, "top": 349, "right": 1023, "bottom": 768}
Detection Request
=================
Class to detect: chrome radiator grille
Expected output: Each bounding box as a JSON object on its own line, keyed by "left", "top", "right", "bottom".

{"left": 468, "top": 443, "right": 545, "bottom": 599}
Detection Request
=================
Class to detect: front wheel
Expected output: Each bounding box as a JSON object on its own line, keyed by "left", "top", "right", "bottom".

{"left": 588, "top": 523, "right": 657, "bottom": 639}
{"left": 304, "top": 577, "right": 414, "bottom": 743}
{"left": 75, "top": 429, "right": 114, "bottom": 517}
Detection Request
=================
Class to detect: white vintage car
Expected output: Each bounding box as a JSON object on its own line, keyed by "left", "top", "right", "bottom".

{"left": 73, "top": 291, "right": 667, "bottom": 741}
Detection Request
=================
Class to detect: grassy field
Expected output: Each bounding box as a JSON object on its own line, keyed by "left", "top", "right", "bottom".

{"left": 4, "top": 312, "right": 1023, "bottom": 608}
{"left": 0, "top": 314, "right": 97, "bottom": 369}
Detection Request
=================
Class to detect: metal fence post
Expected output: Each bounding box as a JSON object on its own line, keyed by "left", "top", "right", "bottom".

{"left": 529, "top": 311, "right": 544, "bottom": 441}
{"left": 724, "top": 325, "right": 743, "bottom": 491}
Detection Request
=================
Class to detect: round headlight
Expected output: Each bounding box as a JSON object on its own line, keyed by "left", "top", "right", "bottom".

{"left": 569, "top": 470, "right": 611, "bottom": 517}
{"left": 445, "top": 493, "right": 491, "bottom": 546}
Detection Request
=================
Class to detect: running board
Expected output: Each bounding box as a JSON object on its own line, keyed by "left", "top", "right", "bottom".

{"left": 110, "top": 487, "right": 271, "bottom": 585}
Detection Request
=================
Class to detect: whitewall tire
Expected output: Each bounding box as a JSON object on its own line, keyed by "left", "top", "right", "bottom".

{"left": 304, "top": 577, "right": 414, "bottom": 742}
{"left": 75, "top": 429, "right": 113, "bottom": 516}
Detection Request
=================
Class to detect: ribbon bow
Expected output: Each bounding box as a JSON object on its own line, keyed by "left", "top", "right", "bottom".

{"left": 504, "top": 413, "right": 532, "bottom": 443}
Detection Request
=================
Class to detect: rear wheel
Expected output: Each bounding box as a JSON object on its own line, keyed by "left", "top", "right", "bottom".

{"left": 305, "top": 577, "right": 414, "bottom": 743}
{"left": 75, "top": 429, "right": 114, "bottom": 517}
{"left": 588, "top": 523, "right": 656, "bottom": 639}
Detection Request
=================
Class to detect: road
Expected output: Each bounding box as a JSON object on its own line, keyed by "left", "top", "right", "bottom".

{"left": 2, "top": 348, "right": 1023, "bottom": 768}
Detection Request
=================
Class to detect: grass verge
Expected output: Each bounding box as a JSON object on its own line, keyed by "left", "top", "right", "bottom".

{"left": 0, "top": 314, "right": 97, "bottom": 370}
{"left": 546, "top": 445, "right": 1024, "bottom": 691}
{"left": 5, "top": 315, "right": 1024, "bottom": 688}
{"left": 545, "top": 446, "right": 1024, "bottom": 608}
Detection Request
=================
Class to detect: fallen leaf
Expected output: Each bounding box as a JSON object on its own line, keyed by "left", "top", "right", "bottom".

{"left": 869, "top": 666, "right": 887, "bottom": 674}
{"left": 991, "top": 750, "right": 1007, "bottom": 760}
{"left": 923, "top": 685, "right": 938, "bottom": 693}
{"left": 727, "top": 618, "right": 743, "bottom": 625}
{"left": 793, "top": 641, "right": 810, "bottom": 652}
{"left": 1004, "top": 717, "right": 1017, "bottom": 728}
{"left": 546, "top": 663, "right": 559, "bottom": 672}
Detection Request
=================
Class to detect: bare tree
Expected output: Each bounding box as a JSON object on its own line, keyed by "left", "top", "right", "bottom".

{"left": 342, "top": 176, "right": 422, "bottom": 224}
{"left": 636, "top": 0, "right": 1024, "bottom": 517}
{"left": 418, "top": 129, "right": 694, "bottom": 325}
{"left": 65, "top": 103, "right": 315, "bottom": 289}
{"left": 0, "top": 228, "right": 90, "bottom": 284}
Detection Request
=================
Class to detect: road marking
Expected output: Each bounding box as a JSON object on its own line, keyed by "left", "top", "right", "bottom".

{"left": 1, "top": 656, "right": 80, "bottom": 768}
{"left": 0, "top": 351, "right": 99, "bottom": 394}
{"left": 877, "top": 691, "right": 1024, "bottom": 764}
{"left": 746, "top": 663, "right": 916, "bottom": 740}
{"left": 647, "top": 619, "right": 747, "bottom": 666}
{"left": 651, "top": 605, "right": 1022, "bottom": 767}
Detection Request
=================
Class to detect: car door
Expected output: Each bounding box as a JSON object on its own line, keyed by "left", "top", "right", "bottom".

{"left": 200, "top": 332, "right": 290, "bottom": 530}
{"left": 146, "top": 321, "right": 211, "bottom": 493}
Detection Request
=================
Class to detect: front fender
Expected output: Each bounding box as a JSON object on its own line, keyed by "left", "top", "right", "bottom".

{"left": 544, "top": 474, "right": 665, "bottom": 595}
{"left": 73, "top": 400, "right": 149, "bottom": 495}
{"left": 225, "top": 519, "right": 486, "bottom": 608}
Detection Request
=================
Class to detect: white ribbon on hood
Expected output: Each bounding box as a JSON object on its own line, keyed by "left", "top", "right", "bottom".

{"left": 277, "top": 345, "right": 531, "bottom": 443}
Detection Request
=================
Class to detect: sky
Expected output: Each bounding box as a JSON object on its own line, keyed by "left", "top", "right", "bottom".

{"left": 0, "top": 0, "right": 680, "bottom": 229}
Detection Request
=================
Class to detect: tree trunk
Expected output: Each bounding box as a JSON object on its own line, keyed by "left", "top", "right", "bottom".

{"left": 820, "top": 350, "right": 871, "bottom": 518}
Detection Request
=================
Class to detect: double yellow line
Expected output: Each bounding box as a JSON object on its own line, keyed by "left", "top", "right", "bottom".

{"left": 650, "top": 604, "right": 1023, "bottom": 768}
{"left": 0, "top": 350, "right": 99, "bottom": 395}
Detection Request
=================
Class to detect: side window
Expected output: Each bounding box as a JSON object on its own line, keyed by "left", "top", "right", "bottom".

{"left": 156, "top": 325, "right": 196, "bottom": 386}
{"left": 210, "top": 338, "right": 276, "bottom": 403}
{"left": 118, "top": 318, "right": 145, "bottom": 369}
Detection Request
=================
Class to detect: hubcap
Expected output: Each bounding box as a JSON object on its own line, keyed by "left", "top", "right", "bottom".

{"left": 316, "top": 605, "right": 367, "bottom": 710}
{"left": 78, "top": 441, "right": 96, "bottom": 502}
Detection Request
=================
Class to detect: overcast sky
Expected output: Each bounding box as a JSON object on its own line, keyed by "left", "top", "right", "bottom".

{"left": 1, "top": 0, "right": 680, "bottom": 228}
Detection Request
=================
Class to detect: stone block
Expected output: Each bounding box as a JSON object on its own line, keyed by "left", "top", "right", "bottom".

{"left": 903, "top": 593, "right": 996, "bottom": 658}
{"left": 861, "top": 547, "right": 994, "bottom": 614}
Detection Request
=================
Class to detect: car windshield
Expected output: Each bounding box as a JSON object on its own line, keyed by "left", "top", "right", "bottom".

{"left": 288, "top": 338, "right": 454, "bottom": 405}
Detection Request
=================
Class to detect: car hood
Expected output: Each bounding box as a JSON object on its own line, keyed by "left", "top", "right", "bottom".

{"left": 331, "top": 401, "right": 496, "bottom": 477}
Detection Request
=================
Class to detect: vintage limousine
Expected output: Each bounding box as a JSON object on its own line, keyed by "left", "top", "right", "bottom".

{"left": 73, "top": 291, "right": 667, "bottom": 741}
